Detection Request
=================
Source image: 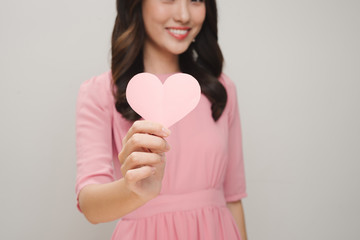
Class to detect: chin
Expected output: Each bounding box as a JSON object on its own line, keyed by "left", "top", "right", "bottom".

{"left": 169, "top": 43, "right": 192, "bottom": 55}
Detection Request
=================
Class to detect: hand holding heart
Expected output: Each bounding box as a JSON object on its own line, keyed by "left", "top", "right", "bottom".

{"left": 119, "top": 73, "right": 200, "bottom": 202}
{"left": 118, "top": 120, "right": 171, "bottom": 202}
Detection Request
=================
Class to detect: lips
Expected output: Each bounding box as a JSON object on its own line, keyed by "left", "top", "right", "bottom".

{"left": 166, "top": 27, "right": 191, "bottom": 40}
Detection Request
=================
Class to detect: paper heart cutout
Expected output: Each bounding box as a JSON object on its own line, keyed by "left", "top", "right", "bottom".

{"left": 126, "top": 73, "right": 201, "bottom": 128}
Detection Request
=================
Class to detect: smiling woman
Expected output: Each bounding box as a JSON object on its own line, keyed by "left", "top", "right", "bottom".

{"left": 112, "top": 0, "right": 226, "bottom": 122}
{"left": 142, "top": 0, "right": 205, "bottom": 55}
{"left": 75, "top": 0, "right": 248, "bottom": 239}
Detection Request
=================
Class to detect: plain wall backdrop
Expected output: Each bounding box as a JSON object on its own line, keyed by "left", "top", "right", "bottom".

{"left": 1, "top": 0, "right": 359, "bottom": 239}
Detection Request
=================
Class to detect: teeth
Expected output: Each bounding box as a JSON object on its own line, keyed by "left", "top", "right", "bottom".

{"left": 168, "top": 29, "right": 188, "bottom": 35}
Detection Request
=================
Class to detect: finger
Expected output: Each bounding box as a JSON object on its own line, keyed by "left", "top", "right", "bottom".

{"left": 124, "top": 165, "right": 155, "bottom": 184}
{"left": 118, "top": 134, "right": 170, "bottom": 164}
{"left": 121, "top": 152, "right": 164, "bottom": 175}
{"left": 122, "top": 120, "right": 171, "bottom": 145}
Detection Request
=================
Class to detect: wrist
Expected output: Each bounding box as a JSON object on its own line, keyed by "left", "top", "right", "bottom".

{"left": 118, "top": 178, "right": 148, "bottom": 206}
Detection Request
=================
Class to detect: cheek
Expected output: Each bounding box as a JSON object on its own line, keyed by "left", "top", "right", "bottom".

{"left": 143, "top": 2, "right": 170, "bottom": 25}
{"left": 192, "top": 7, "right": 206, "bottom": 28}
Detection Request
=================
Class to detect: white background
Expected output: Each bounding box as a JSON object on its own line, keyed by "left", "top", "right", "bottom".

{"left": 1, "top": 0, "right": 359, "bottom": 239}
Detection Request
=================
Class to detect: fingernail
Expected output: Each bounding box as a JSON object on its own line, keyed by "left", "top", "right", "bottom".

{"left": 162, "top": 127, "right": 171, "bottom": 137}
{"left": 159, "top": 152, "right": 166, "bottom": 161}
{"left": 151, "top": 167, "right": 156, "bottom": 175}
{"left": 165, "top": 141, "right": 170, "bottom": 150}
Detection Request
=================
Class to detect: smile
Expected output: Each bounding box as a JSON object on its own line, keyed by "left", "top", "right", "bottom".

{"left": 166, "top": 27, "right": 191, "bottom": 40}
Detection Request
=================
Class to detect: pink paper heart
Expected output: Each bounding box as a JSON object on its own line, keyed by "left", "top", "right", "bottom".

{"left": 126, "top": 73, "right": 201, "bottom": 128}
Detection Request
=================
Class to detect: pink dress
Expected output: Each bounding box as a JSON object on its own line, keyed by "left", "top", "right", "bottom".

{"left": 75, "top": 71, "right": 247, "bottom": 240}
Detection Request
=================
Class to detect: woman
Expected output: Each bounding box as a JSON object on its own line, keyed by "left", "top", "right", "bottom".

{"left": 76, "top": 0, "right": 248, "bottom": 239}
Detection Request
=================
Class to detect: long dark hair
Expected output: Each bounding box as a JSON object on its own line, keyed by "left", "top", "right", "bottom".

{"left": 111, "top": 0, "right": 227, "bottom": 121}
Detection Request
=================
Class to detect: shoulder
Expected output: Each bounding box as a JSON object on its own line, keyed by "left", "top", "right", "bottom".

{"left": 218, "top": 72, "right": 237, "bottom": 101}
{"left": 218, "top": 73, "right": 239, "bottom": 120}
{"left": 219, "top": 73, "right": 236, "bottom": 91}
{"left": 77, "top": 71, "right": 114, "bottom": 111}
{"left": 79, "top": 71, "right": 112, "bottom": 95}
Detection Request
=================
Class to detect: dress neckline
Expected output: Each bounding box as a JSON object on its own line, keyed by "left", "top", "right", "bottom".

{"left": 155, "top": 72, "right": 180, "bottom": 83}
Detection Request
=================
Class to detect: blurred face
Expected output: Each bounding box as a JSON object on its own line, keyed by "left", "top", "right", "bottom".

{"left": 142, "top": 0, "right": 206, "bottom": 56}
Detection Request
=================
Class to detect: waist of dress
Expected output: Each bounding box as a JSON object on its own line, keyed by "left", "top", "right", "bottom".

{"left": 122, "top": 188, "right": 226, "bottom": 220}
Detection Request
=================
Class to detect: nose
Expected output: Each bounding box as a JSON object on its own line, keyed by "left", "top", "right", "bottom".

{"left": 173, "top": 1, "right": 190, "bottom": 23}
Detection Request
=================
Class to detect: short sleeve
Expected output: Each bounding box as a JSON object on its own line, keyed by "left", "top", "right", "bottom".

{"left": 75, "top": 75, "right": 114, "bottom": 211}
{"left": 221, "top": 74, "right": 247, "bottom": 202}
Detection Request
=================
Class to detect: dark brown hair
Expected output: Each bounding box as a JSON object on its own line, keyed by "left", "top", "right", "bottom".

{"left": 111, "top": 0, "right": 227, "bottom": 121}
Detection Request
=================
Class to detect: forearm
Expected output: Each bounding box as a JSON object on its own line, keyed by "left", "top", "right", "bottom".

{"left": 78, "top": 179, "right": 145, "bottom": 224}
{"left": 226, "top": 200, "right": 248, "bottom": 240}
